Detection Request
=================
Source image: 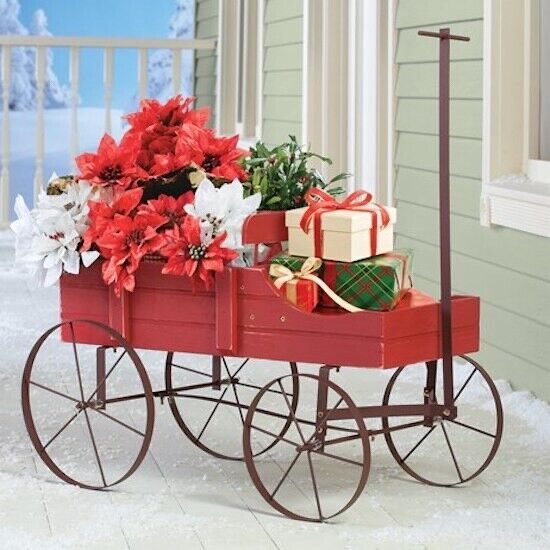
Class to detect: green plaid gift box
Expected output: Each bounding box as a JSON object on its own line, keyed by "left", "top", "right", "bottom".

{"left": 270, "top": 254, "right": 319, "bottom": 275}
{"left": 320, "top": 249, "right": 413, "bottom": 311}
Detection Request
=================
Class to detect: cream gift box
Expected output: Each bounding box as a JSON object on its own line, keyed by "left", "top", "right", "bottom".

{"left": 285, "top": 205, "right": 397, "bottom": 262}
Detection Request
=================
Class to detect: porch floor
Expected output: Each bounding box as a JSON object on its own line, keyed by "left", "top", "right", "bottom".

{"left": 0, "top": 234, "right": 549, "bottom": 550}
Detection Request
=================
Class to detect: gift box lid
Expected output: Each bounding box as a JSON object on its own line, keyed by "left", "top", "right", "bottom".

{"left": 285, "top": 204, "right": 396, "bottom": 233}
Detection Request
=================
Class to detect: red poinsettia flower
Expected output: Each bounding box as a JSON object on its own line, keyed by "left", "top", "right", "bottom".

{"left": 176, "top": 127, "right": 249, "bottom": 181}
{"left": 124, "top": 95, "right": 210, "bottom": 133}
{"left": 137, "top": 192, "right": 194, "bottom": 229}
{"left": 160, "top": 215, "right": 237, "bottom": 289}
{"left": 75, "top": 133, "right": 144, "bottom": 189}
{"left": 81, "top": 187, "right": 144, "bottom": 255}
{"left": 98, "top": 210, "right": 167, "bottom": 296}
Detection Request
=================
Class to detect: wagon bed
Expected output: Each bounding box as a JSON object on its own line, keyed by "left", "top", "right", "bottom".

{"left": 59, "top": 259, "right": 480, "bottom": 369}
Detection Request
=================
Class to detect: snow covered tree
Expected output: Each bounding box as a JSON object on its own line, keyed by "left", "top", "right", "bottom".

{"left": 128, "top": 0, "right": 194, "bottom": 111}
{"left": 0, "top": 0, "right": 69, "bottom": 110}
{"left": 30, "top": 9, "right": 70, "bottom": 109}
{"left": 0, "top": 0, "right": 34, "bottom": 109}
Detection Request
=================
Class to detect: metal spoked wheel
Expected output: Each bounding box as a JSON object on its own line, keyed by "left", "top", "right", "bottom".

{"left": 243, "top": 373, "right": 371, "bottom": 522}
{"left": 382, "top": 355, "right": 503, "bottom": 487}
{"left": 165, "top": 353, "right": 299, "bottom": 460}
{"left": 22, "top": 320, "right": 154, "bottom": 490}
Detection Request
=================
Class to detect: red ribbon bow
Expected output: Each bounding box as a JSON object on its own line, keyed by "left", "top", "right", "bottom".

{"left": 299, "top": 188, "right": 391, "bottom": 257}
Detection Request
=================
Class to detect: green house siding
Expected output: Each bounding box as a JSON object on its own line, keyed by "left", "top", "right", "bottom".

{"left": 262, "top": 0, "right": 303, "bottom": 144}
{"left": 194, "top": 0, "right": 218, "bottom": 123}
{"left": 394, "top": 0, "right": 550, "bottom": 399}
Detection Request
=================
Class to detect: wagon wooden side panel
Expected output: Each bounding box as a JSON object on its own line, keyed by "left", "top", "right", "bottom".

{"left": 59, "top": 260, "right": 480, "bottom": 369}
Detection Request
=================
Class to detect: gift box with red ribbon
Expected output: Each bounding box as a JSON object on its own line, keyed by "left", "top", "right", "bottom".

{"left": 285, "top": 189, "right": 397, "bottom": 263}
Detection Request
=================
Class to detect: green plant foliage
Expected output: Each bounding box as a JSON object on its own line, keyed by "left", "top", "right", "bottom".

{"left": 242, "top": 136, "right": 348, "bottom": 211}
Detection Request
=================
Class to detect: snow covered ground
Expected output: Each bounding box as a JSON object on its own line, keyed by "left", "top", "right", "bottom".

{"left": 2, "top": 108, "right": 124, "bottom": 218}
{"left": 0, "top": 232, "right": 549, "bottom": 549}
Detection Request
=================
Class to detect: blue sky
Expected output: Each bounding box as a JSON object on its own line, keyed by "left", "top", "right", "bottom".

{"left": 19, "top": 0, "right": 181, "bottom": 109}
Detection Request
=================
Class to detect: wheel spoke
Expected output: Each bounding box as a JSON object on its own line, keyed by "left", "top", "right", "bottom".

{"left": 86, "top": 350, "right": 127, "bottom": 403}
{"left": 29, "top": 380, "right": 79, "bottom": 403}
{"left": 232, "top": 357, "right": 250, "bottom": 377}
{"left": 449, "top": 419, "right": 496, "bottom": 438}
{"left": 236, "top": 380, "right": 294, "bottom": 398}
{"left": 70, "top": 323, "right": 107, "bottom": 488}
{"left": 222, "top": 357, "right": 245, "bottom": 426}
{"left": 197, "top": 384, "right": 232, "bottom": 441}
{"left": 307, "top": 452, "right": 323, "bottom": 521}
{"left": 82, "top": 409, "right": 107, "bottom": 487}
{"left": 43, "top": 412, "right": 80, "bottom": 450}
{"left": 453, "top": 368, "right": 476, "bottom": 403}
{"left": 171, "top": 363, "right": 211, "bottom": 378}
{"left": 400, "top": 425, "right": 436, "bottom": 464}
{"left": 441, "top": 423, "right": 464, "bottom": 483}
{"left": 312, "top": 449, "right": 364, "bottom": 468}
{"left": 250, "top": 424, "right": 301, "bottom": 448}
{"left": 91, "top": 409, "right": 145, "bottom": 437}
{"left": 270, "top": 451, "right": 301, "bottom": 500}
{"left": 69, "top": 323, "right": 85, "bottom": 400}
{"left": 278, "top": 380, "right": 306, "bottom": 444}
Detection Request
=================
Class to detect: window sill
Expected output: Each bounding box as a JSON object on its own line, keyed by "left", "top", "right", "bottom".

{"left": 480, "top": 174, "right": 550, "bottom": 238}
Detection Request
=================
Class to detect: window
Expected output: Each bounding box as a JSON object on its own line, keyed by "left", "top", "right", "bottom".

{"left": 482, "top": 0, "right": 550, "bottom": 238}
{"left": 538, "top": 0, "right": 550, "bottom": 161}
{"left": 216, "top": 0, "right": 261, "bottom": 145}
{"left": 525, "top": 0, "right": 550, "bottom": 182}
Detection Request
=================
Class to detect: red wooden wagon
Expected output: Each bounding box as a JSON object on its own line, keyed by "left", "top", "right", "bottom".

{"left": 21, "top": 29, "right": 503, "bottom": 522}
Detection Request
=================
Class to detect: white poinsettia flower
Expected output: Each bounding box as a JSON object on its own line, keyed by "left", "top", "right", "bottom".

{"left": 185, "top": 178, "right": 261, "bottom": 249}
{"left": 10, "top": 176, "right": 100, "bottom": 288}
{"left": 10, "top": 195, "right": 48, "bottom": 287}
{"left": 27, "top": 212, "right": 82, "bottom": 287}
{"left": 36, "top": 179, "right": 97, "bottom": 235}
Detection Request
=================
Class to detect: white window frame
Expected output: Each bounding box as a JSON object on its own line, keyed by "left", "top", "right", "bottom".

{"left": 216, "top": 0, "right": 262, "bottom": 147}
{"left": 302, "top": 0, "right": 387, "bottom": 199}
{"left": 481, "top": 0, "right": 550, "bottom": 238}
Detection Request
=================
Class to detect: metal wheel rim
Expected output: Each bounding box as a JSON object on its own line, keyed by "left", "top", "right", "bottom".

{"left": 165, "top": 353, "right": 299, "bottom": 461}
{"left": 21, "top": 320, "right": 155, "bottom": 490}
{"left": 243, "top": 373, "right": 371, "bottom": 522}
{"left": 382, "top": 355, "right": 503, "bottom": 487}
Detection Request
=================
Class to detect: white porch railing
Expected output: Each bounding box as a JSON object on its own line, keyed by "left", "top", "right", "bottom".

{"left": 0, "top": 35, "right": 216, "bottom": 227}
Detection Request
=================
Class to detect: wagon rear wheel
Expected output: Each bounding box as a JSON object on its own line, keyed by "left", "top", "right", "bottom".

{"left": 382, "top": 355, "right": 503, "bottom": 487}
{"left": 21, "top": 320, "right": 154, "bottom": 490}
{"left": 244, "top": 373, "right": 370, "bottom": 522}
{"left": 165, "top": 354, "right": 299, "bottom": 460}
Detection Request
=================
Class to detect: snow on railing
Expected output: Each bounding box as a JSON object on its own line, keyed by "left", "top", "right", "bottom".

{"left": 0, "top": 35, "right": 216, "bottom": 227}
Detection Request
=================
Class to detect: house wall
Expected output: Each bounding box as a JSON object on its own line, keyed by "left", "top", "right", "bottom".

{"left": 194, "top": 0, "right": 218, "bottom": 123}
{"left": 394, "top": 0, "right": 550, "bottom": 400}
{"left": 262, "top": 0, "right": 303, "bottom": 144}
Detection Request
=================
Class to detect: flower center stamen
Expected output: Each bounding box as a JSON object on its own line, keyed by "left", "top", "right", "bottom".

{"left": 202, "top": 154, "right": 220, "bottom": 172}
{"left": 126, "top": 229, "right": 144, "bottom": 245}
{"left": 188, "top": 243, "right": 207, "bottom": 260}
{"left": 100, "top": 164, "right": 123, "bottom": 182}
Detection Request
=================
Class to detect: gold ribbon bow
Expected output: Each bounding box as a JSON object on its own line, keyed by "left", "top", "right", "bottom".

{"left": 269, "top": 257, "right": 364, "bottom": 313}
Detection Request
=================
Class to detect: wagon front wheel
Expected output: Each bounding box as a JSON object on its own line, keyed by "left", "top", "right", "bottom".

{"left": 244, "top": 373, "right": 370, "bottom": 522}
{"left": 22, "top": 320, "right": 154, "bottom": 490}
{"left": 382, "top": 355, "right": 503, "bottom": 487}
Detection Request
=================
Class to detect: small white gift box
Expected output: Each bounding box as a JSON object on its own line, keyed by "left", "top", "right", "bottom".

{"left": 285, "top": 204, "right": 397, "bottom": 263}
